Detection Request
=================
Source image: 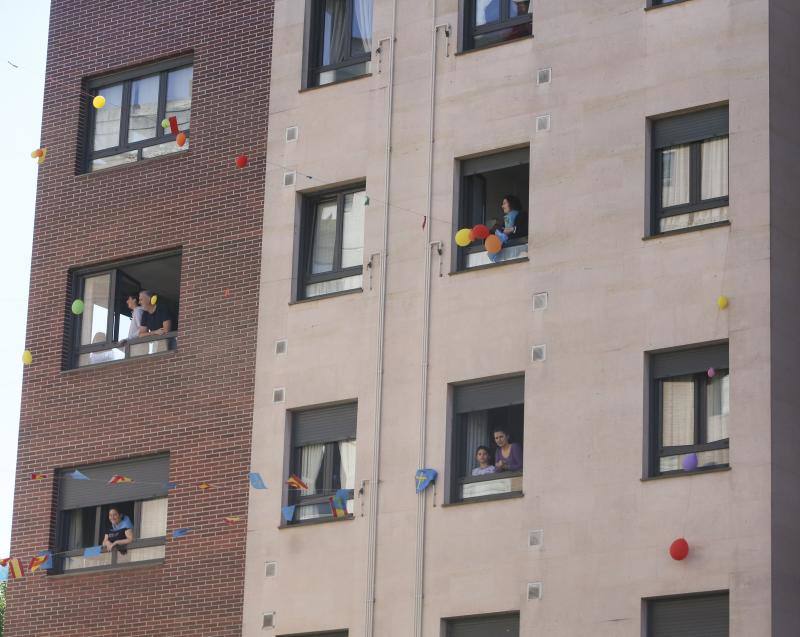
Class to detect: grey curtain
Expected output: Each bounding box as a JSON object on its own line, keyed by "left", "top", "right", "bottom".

{"left": 463, "top": 410, "right": 489, "bottom": 475}
{"left": 325, "top": 0, "right": 349, "bottom": 64}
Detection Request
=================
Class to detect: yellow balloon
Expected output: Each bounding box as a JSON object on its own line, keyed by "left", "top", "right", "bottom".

{"left": 717, "top": 295, "right": 729, "bottom": 309}
{"left": 22, "top": 350, "right": 32, "bottom": 365}
{"left": 92, "top": 95, "right": 106, "bottom": 109}
{"left": 455, "top": 228, "right": 474, "bottom": 247}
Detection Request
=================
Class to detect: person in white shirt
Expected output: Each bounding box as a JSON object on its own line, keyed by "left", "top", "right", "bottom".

{"left": 124, "top": 293, "right": 145, "bottom": 341}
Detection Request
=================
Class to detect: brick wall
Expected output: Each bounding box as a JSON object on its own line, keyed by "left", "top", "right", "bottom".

{"left": 7, "top": 1, "right": 273, "bottom": 635}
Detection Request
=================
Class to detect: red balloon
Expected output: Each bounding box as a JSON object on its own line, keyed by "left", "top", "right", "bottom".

{"left": 485, "top": 235, "right": 502, "bottom": 254}
{"left": 176, "top": 132, "right": 187, "bottom": 147}
{"left": 472, "top": 224, "right": 490, "bottom": 240}
{"left": 235, "top": 155, "right": 248, "bottom": 169}
{"left": 669, "top": 538, "right": 689, "bottom": 561}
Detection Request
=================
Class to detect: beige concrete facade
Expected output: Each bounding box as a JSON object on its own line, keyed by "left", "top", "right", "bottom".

{"left": 244, "top": 0, "right": 792, "bottom": 635}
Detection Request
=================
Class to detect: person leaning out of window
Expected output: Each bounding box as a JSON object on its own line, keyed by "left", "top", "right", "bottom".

{"left": 493, "top": 428, "right": 523, "bottom": 472}
{"left": 138, "top": 290, "right": 173, "bottom": 337}
{"left": 488, "top": 195, "right": 522, "bottom": 262}
{"left": 103, "top": 508, "right": 134, "bottom": 555}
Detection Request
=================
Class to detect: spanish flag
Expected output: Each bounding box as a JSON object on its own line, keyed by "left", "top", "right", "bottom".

{"left": 286, "top": 474, "right": 308, "bottom": 491}
{"left": 108, "top": 474, "right": 133, "bottom": 484}
{"left": 222, "top": 516, "right": 241, "bottom": 525}
{"left": 198, "top": 482, "right": 212, "bottom": 491}
{"left": 4, "top": 558, "right": 24, "bottom": 579}
{"left": 29, "top": 552, "right": 51, "bottom": 573}
{"left": 30, "top": 473, "right": 47, "bottom": 481}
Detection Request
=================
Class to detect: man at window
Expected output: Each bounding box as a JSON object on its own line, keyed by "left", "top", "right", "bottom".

{"left": 138, "top": 290, "right": 172, "bottom": 337}
{"left": 102, "top": 508, "right": 134, "bottom": 555}
{"left": 120, "top": 293, "right": 145, "bottom": 344}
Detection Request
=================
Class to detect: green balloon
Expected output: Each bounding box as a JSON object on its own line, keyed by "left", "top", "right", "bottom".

{"left": 71, "top": 299, "right": 85, "bottom": 315}
{"left": 161, "top": 118, "right": 170, "bottom": 129}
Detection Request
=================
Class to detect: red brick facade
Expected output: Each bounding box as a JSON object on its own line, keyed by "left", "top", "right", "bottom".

{"left": 8, "top": 1, "right": 273, "bottom": 635}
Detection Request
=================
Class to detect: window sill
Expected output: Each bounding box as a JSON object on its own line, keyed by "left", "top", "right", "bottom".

{"left": 442, "top": 491, "right": 524, "bottom": 507}
{"left": 450, "top": 256, "right": 529, "bottom": 276}
{"left": 77, "top": 147, "right": 191, "bottom": 178}
{"left": 456, "top": 34, "right": 534, "bottom": 57}
{"left": 62, "top": 347, "right": 177, "bottom": 374}
{"left": 48, "top": 558, "right": 164, "bottom": 578}
{"left": 300, "top": 73, "right": 372, "bottom": 93}
{"left": 645, "top": 0, "right": 694, "bottom": 10}
{"left": 642, "top": 220, "right": 730, "bottom": 241}
{"left": 290, "top": 287, "right": 364, "bottom": 305}
{"left": 641, "top": 465, "right": 731, "bottom": 481}
{"left": 279, "top": 514, "right": 355, "bottom": 529}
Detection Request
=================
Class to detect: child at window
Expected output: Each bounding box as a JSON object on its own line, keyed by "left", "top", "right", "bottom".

{"left": 471, "top": 446, "right": 497, "bottom": 476}
{"left": 488, "top": 195, "right": 522, "bottom": 263}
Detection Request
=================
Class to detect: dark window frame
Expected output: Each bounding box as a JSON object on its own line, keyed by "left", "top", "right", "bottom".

{"left": 442, "top": 611, "right": 520, "bottom": 637}
{"left": 68, "top": 250, "right": 181, "bottom": 369}
{"left": 648, "top": 344, "right": 730, "bottom": 477}
{"left": 644, "top": 590, "right": 729, "bottom": 637}
{"left": 305, "top": 0, "right": 372, "bottom": 88}
{"left": 288, "top": 441, "right": 354, "bottom": 515}
{"left": 461, "top": 0, "right": 533, "bottom": 52}
{"left": 84, "top": 56, "right": 193, "bottom": 172}
{"left": 298, "top": 183, "right": 366, "bottom": 300}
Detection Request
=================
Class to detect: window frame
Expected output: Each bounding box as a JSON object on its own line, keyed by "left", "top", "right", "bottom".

{"left": 289, "top": 441, "right": 354, "bottom": 515}
{"left": 461, "top": 0, "right": 533, "bottom": 52}
{"left": 648, "top": 344, "right": 730, "bottom": 477}
{"left": 442, "top": 611, "right": 520, "bottom": 637}
{"left": 305, "top": 0, "right": 372, "bottom": 88}
{"left": 298, "top": 183, "right": 366, "bottom": 300}
{"left": 85, "top": 56, "right": 193, "bottom": 172}
{"left": 644, "top": 591, "right": 729, "bottom": 637}
{"left": 69, "top": 250, "right": 181, "bottom": 369}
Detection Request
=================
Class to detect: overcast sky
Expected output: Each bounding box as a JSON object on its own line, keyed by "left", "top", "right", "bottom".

{"left": 0, "top": 0, "right": 50, "bottom": 557}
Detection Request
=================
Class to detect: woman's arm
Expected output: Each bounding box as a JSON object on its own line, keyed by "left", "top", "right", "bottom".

{"left": 102, "top": 533, "right": 112, "bottom": 551}
{"left": 508, "top": 443, "right": 523, "bottom": 471}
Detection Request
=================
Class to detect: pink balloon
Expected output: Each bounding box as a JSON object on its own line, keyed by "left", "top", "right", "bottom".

{"left": 707, "top": 367, "right": 716, "bottom": 378}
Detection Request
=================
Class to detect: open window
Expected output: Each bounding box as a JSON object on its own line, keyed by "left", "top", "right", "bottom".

{"left": 287, "top": 403, "right": 357, "bottom": 524}
{"left": 55, "top": 455, "right": 169, "bottom": 573}
{"left": 443, "top": 611, "right": 520, "bottom": 636}
{"left": 457, "top": 148, "right": 529, "bottom": 270}
{"left": 449, "top": 376, "right": 524, "bottom": 503}
{"left": 70, "top": 251, "right": 180, "bottom": 368}
{"left": 461, "top": 0, "right": 532, "bottom": 52}
{"left": 86, "top": 56, "right": 192, "bottom": 172}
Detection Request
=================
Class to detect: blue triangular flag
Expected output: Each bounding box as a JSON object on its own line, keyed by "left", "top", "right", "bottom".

{"left": 0, "top": 565, "right": 7, "bottom": 581}
{"left": 83, "top": 545, "right": 102, "bottom": 557}
{"left": 248, "top": 472, "right": 267, "bottom": 490}
{"left": 335, "top": 488, "right": 350, "bottom": 501}
{"left": 37, "top": 550, "right": 53, "bottom": 570}
{"left": 172, "top": 528, "right": 191, "bottom": 538}
{"left": 69, "top": 470, "right": 89, "bottom": 480}
{"left": 415, "top": 468, "right": 438, "bottom": 493}
{"left": 281, "top": 505, "right": 296, "bottom": 522}
{"left": 165, "top": 482, "right": 178, "bottom": 490}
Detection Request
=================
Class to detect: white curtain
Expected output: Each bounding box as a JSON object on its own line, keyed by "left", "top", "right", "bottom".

{"left": 353, "top": 0, "right": 373, "bottom": 54}
{"left": 706, "top": 372, "right": 729, "bottom": 442}
{"left": 463, "top": 410, "right": 489, "bottom": 474}
{"left": 661, "top": 379, "right": 695, "bottom": 447}
{"left": 661, "top": 145, "right": 690, "bottom": 207}
{"left": 324, "top": 0, "right": 348, "bottom": 64}
{"left": 341, "top": 191, "right": 365, "bottom": 269}
{"left": 300, "top": 444, "right": 326, "bottom": 495}
{"left": 339, "top": 439, "right": 357, "bottom": 513}
{"left": 140, "top": 498, "right": 168, "bottom": 538}
{"left": 701, "top": 137, "right": 728, "bottom": 200}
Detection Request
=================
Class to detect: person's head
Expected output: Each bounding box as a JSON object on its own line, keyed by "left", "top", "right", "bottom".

{"left": 108, "top": 508, "right": 121, "bottom": 526}
{"left": 125, "top": 294, "right": 138, "bottom": 311}
{"left": 501, "top": 195, "right": 522, "bottom": 214}
{"left": 514, "top": 0, "right": 530, "bottom": 14}
{"left": 138, "top": 290, "right": 154, "bottom": 307}
{"left": 475, "top": 445, "right": 492, "bottom": 466}
{"left": 493, "top": 429, "right": 510, "bottom": 448}
{"left": 92, "top": 331, "right": 106, "bottom": 345}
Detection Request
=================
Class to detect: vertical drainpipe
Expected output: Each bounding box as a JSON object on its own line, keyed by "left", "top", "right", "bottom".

{"left": 364, "top": 0, "right": 399, "bottom": 635}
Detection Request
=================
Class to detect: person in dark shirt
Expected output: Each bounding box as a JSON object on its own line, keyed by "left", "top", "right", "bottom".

{"left": 138, "top": 290, "right": 173, "bottom": 337}
{"left": 102, "top": 508, "right": 134, "bottom": 555}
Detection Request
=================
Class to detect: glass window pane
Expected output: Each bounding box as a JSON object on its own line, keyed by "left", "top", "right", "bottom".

{"left": 139, "top": 498, "right": 168, "bottom": 538}
{"left": 701, "top": 137, "right": 728, "bottom": 200}
{"left": 91, "top": 150, "right": 138, "bottom": 171}
{"left": 706, "top": 370, "right": 729, "bottom": 443}
{"left": 166, "top": 67, "right": 192, "bottom": 131}
{"left": 317, "top": 60, "right": 370, "bottom": 86}
{"left": 128, "top": 75, "right": 159, "bottom": 143}
{"left": 660, "top": 144, "right": 691, "bottom": 207}
{"left": 311, "top": 200, "right": 338, "bottom": 274}
{"left": 141, "top": 138, "right": 188, "bottom": 159}
{"left": 660, "top": 448, "right": 729, "bottom": 473}
{"left": 305, "top": 274, "right": 362, "bottom": 298}
{"left": 322, "top": 0, "right": 348, "bottom": 65}
{"left": 298, "top": 443, "right": 326, "bottom": 496}
{"left": 659, "top": 206, "right": 728, "bottom": 233}
{"left": 351, "top": 0, "right": 373, "bottom": 55}
{"left": 341, "top": 192, "right": 365, "bottom": 268}
{"left": 81, "top": 274, "right": 111, "bottom": 346}
{"left": 472, "top": 23, "right": 532, "bottom": 47}
{"left": 509, "top": 0, "right": 531, "bottom": 17}
{"left": 661, "top": 377, "right": 695, "bottom": 447}
{"left": 93, "top": 84, "right": 123, "bottom": 151}
{"left": 476, "top": 0, "right": 501, "bottom": 25}
{"left": 80, "top": 348, "right": 123, "bottom": 367}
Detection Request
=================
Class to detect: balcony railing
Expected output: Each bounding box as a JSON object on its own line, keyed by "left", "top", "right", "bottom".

{"left": 77, "top": 332, "right": 177, "bottom": 368}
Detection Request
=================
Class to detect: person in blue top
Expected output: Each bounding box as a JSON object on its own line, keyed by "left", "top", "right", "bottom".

{"left": 488, "top": 195, "right": 522, "bottom": 263}
{"left": 103, "top": 508, "right": 134, "bottom": 555}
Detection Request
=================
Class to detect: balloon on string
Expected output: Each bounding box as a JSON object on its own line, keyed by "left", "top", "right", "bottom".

{"left": 681, "top": 453, "right": 698, "bottom": 471}
{"left": 669, "top": 538, "right": 689, "bottom": 561}
{"left": 472, "top": 224, "right": 490, "bottom": 240}
{"left": 455, "top": 228, "right": 473, "bottom": 247}
{"left": 71, "top": 299, "right": 84, "bottom": 315}
{"left": 717, "top": 295, "right": 729, "bottom": 309}
{"left": 235, "top": 155, "right": 248, "bottom": 169}
{"left": 92, "top": 95, "right": 106, "bottom": 109}
{"left": 30, "top": 149, "right": 43, "bottom": 158}
{"left": 707, "top": 367, "right": 716, "bottom": 378}
{"left": 485, "top": 234, "right": 502, "bottom": 254}
{"left": 176, "top": 132, "right": 187, "bottom": 148}
{"left": 161, "top": 119, "right": 170, "bottom": 130}
{"left": 22, "top": 350, "right": 32, "bottom": 365}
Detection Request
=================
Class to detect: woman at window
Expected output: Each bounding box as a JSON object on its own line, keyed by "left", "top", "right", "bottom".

{"left": 471, "top": 446, "right": 497, "bottom": 476}
{"left": 493, "top": 429, "right": 523, "bottom": 472}
{"left": 124, "top": 293, "right": 145, "bottom": 341}
{"left": 102, "top": 508, "right": 134, "bottom": 555}
{"left": 488, "top": 195, "right": 522, "bottom": 263}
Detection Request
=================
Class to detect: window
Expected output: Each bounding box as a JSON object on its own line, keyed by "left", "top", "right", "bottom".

{"left": 443, "top": 612, "right": 519, "bottom": 636}
{"left": 449, "top": 376, "right": 524, "bottom": 503}
{"left": 650, "top": 0, "right": 685, "bottom": 6}
{"left": 648, "top": 343, "right": 729, "bottom": 476}
{"left": 298, "top": 185, "right": 366, "bottom": 299}
{"left": 55, "top": 456, "right": 169, "bottom": 572}
{"left": 456, "top": 148, "right": 529, "bottom": 270}
{"left": 462, "top": 0, "right": 532, "bottom": 51}
{"left": 86, "top": 57, "right": 192, "bottom": 171}
{"left": 305, "top": 0, "right": 373, "bottom": 88}
{"left": 279, "top": 632, "right": 347, "bottom": 637}
{"left": 287, "top": 403, "right": 357, "bottom": 523}
{"left": 646, "top": 592, "right": 729, "bottom": 637}
{"left": 651, "top": 106, "right": 729, "bottom": 234}
{"left": 70, "top": 252, "right": 181, "bottom": 368}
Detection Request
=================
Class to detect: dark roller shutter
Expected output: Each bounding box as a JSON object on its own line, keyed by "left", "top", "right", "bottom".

{"left": 653, "top": 106, "right": 728, "bottom": 149}
{"left": 293, "top": 403, "right": 357, "bottom": 446}
{"left": 59, "top": 455, "right": 169, "bottom": 510}
{"left": 462, "top": 148, "right": 529, "bottom": 176}
{"left": 446, "top": 613, "right": 519, "bottom": 637}
{"left": 649, "top": 592, "right": 729, "bottom": 637}
{"left": 454, "top": 377, "right": 524, "bottom": 413}
{"left": 653, "top": 344, "right": 728, "bottom": 379}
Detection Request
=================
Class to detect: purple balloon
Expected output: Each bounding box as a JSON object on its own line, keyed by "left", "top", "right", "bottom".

{"left": 707, "top": 367, "right": 716, "bottom": 378}
{"left": 682, "top": 453, "right": 699, "bottom": 471}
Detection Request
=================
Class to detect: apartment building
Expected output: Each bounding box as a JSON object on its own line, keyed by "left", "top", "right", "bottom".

{"left": 244, "top": 0, "right": 799, "bottom": 636}
{"left": 7, "top": 1, "right": 273, "bottom": 636}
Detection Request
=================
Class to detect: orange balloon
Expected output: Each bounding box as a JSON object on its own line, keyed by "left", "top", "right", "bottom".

{"left": 485, "top": 235, "right": 502, "bottom": 254}
{"left": 176, "top": 132, "right": 187, "bottom": 147}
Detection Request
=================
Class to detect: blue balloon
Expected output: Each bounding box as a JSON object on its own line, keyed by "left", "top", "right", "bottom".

{"left": 682, "top": 453, "right": 699, "bottom": 471}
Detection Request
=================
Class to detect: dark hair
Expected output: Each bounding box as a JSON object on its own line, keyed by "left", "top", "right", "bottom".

{"left": 493, "top": 429, "right": 511, "bottom": 442}
{"left": 475, "top": 445, "right": 491, "bottom": 457}
{"left": 502, "top": 194, "right": 522, "bottom": 212}
{"left": 125, "top": 293, "right": 138, "bottom": 302}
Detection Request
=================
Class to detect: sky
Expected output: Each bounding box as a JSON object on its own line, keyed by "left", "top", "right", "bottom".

{"left": 0, "top": 0, "right": 51, "bottom": 557}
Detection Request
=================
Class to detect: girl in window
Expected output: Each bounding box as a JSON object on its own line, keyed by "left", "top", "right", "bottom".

{"left": 103, "top": 508, "right": 134, "bottom": 555}
{"left": 471, "top": 446, "right": 498, "bottom": 476}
